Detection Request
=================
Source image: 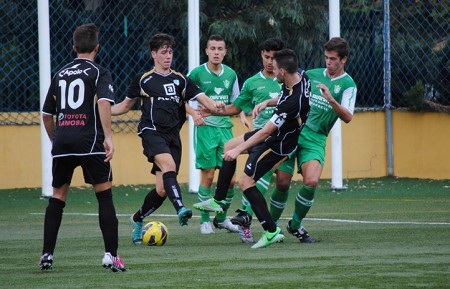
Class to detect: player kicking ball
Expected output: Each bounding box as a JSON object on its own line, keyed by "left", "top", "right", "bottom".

{"left": 194, "top": 49, "right": 311, "bottom": 248}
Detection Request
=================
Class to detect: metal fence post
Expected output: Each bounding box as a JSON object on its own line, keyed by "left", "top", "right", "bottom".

{"left": 383, "top": 0, "right": 393, "bottom": 176}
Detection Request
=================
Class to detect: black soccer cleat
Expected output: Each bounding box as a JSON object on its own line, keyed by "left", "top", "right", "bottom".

{"left": 230, "top": 209, "right": 252, "bottom": 227}
{"left": 286, "top": 220, "right": 319, "bottom": 243}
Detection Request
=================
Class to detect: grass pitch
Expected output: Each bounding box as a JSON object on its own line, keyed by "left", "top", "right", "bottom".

{"left": 0, "top": 177, "right": 449, "bottom": 288}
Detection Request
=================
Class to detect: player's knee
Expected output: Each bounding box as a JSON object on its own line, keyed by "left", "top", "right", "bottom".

{"left": 238, "top": 175, "right": 255, "bottom": 191}
{"left": 276, "top": 181, "right": 291, "bottom": 192}
{"left": 238, "top": 178, "right": 246, "bottom": 191}
{"left": 303, "top": 177, "right": 319, "bottom": 188}
{"left": 230, "top": 174, "right": 237, "bottom": 187}
{"left": 156, "top": 188, "right": 166, "bottom": 197}
{"left": 203, "top": 170, "right": 215, "bottom": 184}
{"left": 275, "top": 174, "right": 292, "bottom": 191}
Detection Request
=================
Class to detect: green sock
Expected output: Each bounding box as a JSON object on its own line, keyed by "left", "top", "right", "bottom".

{"left": 269, "top": 188, "right": 289, "bottom": 223}
{"left": 216, "top": 187, "right": 235, "bottom": 222}
{"left": 255, "top": 168, "right": 274, "bottom": 196}
{"left": 290, "top": 184, "right": 315, "bottom": 230}
{"left": 198, "top": 186, "right": 211, "bottom": 223}
{"left": 240, "top": 195, "right": 254, "bottom": 216}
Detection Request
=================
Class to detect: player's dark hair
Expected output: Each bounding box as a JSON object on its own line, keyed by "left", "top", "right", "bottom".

{"left": 208, "top": 34, "right": 225, "bottom": 43}
{"left": 324, "top": 37, "right": 349, "bottom": 59}
{"left": 73, "top": 23, "right": 99, "bottom": 54}
{"left": 207, "top": 34, "right": 226, "bottom": 48}
{"left": 260, "top": 38, "right": 285, "bottom": 52}
{"left": 273, "top": 49, "right": 298, "bottom": 73}
{"left": 149, "top": 33, "right": 175, "bottom": 52}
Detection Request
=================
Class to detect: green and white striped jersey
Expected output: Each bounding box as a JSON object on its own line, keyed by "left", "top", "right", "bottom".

{"left": 305, "top": 68, "right": 357, "bottom": 136}
{"left": 188, "top": 63, "right": 239, "bottom": 128}
{"left": 233, "top": 71, "right": 281, "bottom": 129}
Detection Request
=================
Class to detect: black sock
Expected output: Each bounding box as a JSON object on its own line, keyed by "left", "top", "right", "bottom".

{"left": 163, "top": 171, "right": 184, "bottom": 212}
{"left": 214, "top": 159, "right": 236, "bottom": 202}
{"left": 42, "top": 197, "right": 65, "bottom": 255}
{"left": 243, "top": 186, "right": 276, "bottom": 232}
{"left": 134, "top": 188, "right": 166, "bottom": 222}
{"left": 96, "top": 189, "right": 118, "bottom": 256}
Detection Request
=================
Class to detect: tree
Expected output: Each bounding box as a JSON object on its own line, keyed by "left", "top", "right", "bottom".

{"left": 172, "top": 0, "right": 328, "bottom": 80}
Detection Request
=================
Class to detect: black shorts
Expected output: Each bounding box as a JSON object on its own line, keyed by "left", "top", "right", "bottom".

{"left": 244, "top": 129, "right": 265, "bottom": 154}
{"left": 243, "top": 130, "right": 288, "bottom": 181}
{"left": 140, "top": 129, "right": 182, "bottom": 175}
{"left": 52, "top": 154, "right": 112, "bottom": 188}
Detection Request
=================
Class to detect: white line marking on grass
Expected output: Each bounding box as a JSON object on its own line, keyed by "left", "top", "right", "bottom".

{"left": 300, "top": 217, "right": 450, "bottom": 226}
{"left": 30, "top": 213, "right": 450, "bottom": 226}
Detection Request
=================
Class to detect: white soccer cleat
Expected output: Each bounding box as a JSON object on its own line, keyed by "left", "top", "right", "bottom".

{"left": 102, "top": 252, "right": 113, "bottom": 269}
{"left": 213, "top": 218, "right": 239, "bottom": 233}
{"left": 200, "top": 221, "right": 215, "bottom": 234}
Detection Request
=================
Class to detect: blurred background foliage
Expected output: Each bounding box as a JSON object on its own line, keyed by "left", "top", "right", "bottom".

{"left": 0, "top": 0, "right": 448, "bottom": 126}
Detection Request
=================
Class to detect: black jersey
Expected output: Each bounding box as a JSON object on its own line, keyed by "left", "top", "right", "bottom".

{"left": 127, "top": 69, "right": 203, "bottom": 134}
{"left": 42, "top": 58, "right": 115, "bottom": 157}
{"left": 265, "top": 70, "right": 311, "bottom": 155}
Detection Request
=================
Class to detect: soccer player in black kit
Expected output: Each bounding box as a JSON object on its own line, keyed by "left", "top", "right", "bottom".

{"left": 194, "top": 49, "right": 311, "bottom": 248}
{"left": 40, "top": 23, "right": 126, "bottom": 271}
{"left": 111, "top": 33, "right": 225, "bottom": 245}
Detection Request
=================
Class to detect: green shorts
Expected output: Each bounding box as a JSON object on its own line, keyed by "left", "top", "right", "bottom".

{"left": 194, "top": 125, "right": 233, "bottom": 170}
{"left": 277, "top": 154, "right": 296, "bottom": 175}
{"left": 296, "top": 126, "right": 327, "bottom": 174}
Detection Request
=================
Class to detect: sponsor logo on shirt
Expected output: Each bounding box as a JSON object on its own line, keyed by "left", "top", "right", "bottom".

{"left": 311, "top": 93, "right": 332, "bottom": 111}
{"left": 214, "top": 87, "right": 224, "bottom": 95}
{"left": 269, "top": 92, "right": 279, "bottom": 98}
{"left": 57, "top": 113, "right": 87, "bottom": 127}
{"left": 164, "top": 83, "right": 176, "bottom": 95}
{"left": 59, "top": 64, "right": 91, "bottom": 77}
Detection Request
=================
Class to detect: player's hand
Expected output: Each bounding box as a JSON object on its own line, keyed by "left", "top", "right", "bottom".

{"left": 222, "top": 148, "right": 240, "bottom": 161}
{"left": 317, "top": 84, "right": 333, "bottom": 102}
{"left": 103, "top": 137, "right": 114, "bottom": 162}
{"left": 199, "top": 106, "right": 212, "bottom": 117}
{"left": 193, "top": 110, "right": 206, "bottom": 126}
{"left": 240, "top": 116, "right": 251, "bottom": 131}
{"left": 252, "top": 100, "right": 268, "bottom": 119}
{"left": 214, "top": 101, "right": 225, "bottom": 113}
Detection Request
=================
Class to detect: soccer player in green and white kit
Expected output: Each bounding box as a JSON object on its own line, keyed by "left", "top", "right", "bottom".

{"left": 195, "top": 38, "right": 295, "bottom": 243}
{"left": 255, "top": 37, "right": 357, "bottom": 242}
{"left": 286, "top": 37, "right": 357, "bottom": 241}
{"left": 187, "top": 35, "right": 248, "bottom": 234}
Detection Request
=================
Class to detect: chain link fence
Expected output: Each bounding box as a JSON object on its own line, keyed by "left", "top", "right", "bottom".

{"left": 1, "top": 0, "right": 448, "bottom": 130}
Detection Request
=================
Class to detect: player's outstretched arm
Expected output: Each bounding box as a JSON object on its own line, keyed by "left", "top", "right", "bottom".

{"left": 223, "top": 121, "right": 276, "bottom": 161}
{"left": 196, "top": 93, "right": 225, "bottom": 113}
{"left": 199, "top": 103, "right": 242, "bottom": 117}
{"left": 111, "top": 98, "right": 137, "bottom": 116}
{"left": 185, "top": 103, "right": 206, "bottom": 126}
{"left": 252, "top": 98, "right": 278, "bottom": 119}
